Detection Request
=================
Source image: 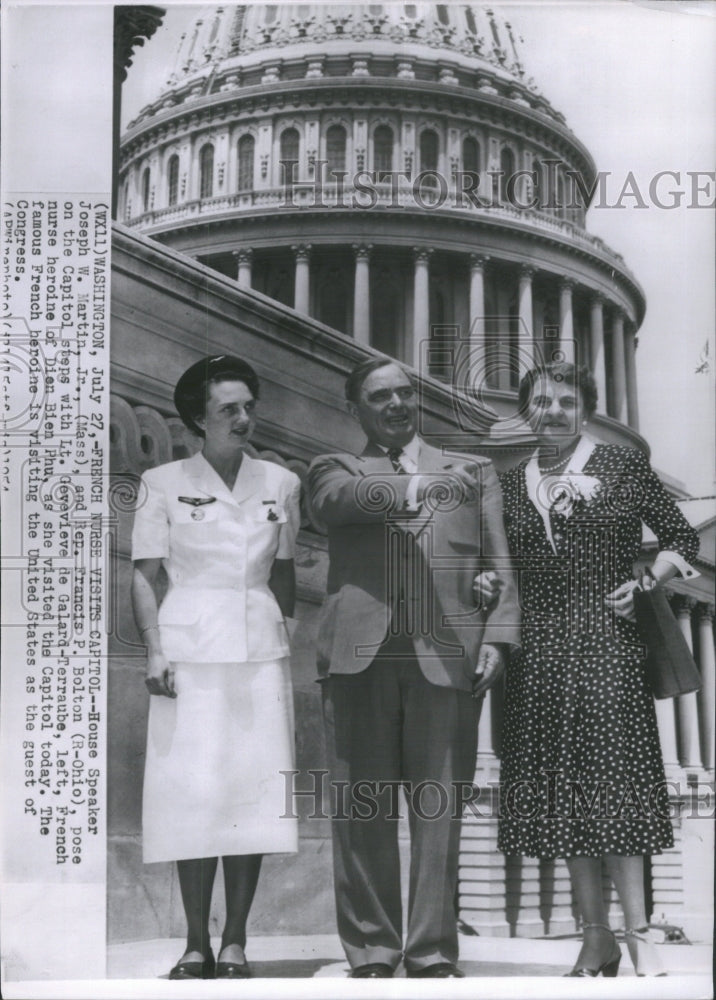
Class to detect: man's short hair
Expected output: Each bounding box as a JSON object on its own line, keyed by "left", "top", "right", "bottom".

{"left": 345, "top": 357, "right": 413, "bottom": 404}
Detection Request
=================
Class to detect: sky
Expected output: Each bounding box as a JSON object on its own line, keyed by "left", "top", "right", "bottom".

{"left": 121, "top": 1, "right": 716, "bottom": 498}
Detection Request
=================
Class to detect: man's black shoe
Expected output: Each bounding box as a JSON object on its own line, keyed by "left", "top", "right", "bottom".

{"left": 408, "top": 962, "right": 465, "bottom": 978}
{"left": 350, "top": 963, "right": 394, "bottom": 978}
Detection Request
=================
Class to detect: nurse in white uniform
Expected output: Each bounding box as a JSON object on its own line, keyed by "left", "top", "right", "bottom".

{"left": 131, "top": 355, "right": 300, "bottom": 980}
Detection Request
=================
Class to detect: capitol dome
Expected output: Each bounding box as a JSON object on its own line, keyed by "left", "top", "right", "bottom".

{"left": 119, "top": 2, "right": 645, "bottom": 441}
{"left": 110, "top": 4, "right": 715, "bottom": 949}
{"left": 130, "top": 3, "right": 544, "bottom": 128}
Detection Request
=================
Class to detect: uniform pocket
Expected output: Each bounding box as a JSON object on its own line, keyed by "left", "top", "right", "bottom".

{"left": 251, "top": 503, "right": 287, "bottom": 524}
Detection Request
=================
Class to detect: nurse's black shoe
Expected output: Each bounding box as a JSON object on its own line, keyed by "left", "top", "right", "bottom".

{"left": 216, "top": 944, "right": 251, "bottom": 979}
{"left": 216, "top": 960, "right": 252, "bottom": 979}
{"left": 168, "top": 948, "right": 215, "bottom": 979}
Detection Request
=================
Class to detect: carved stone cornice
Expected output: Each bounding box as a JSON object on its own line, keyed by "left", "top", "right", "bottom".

{"left": 114, "top": 6, "right": 165, "bottom": 84}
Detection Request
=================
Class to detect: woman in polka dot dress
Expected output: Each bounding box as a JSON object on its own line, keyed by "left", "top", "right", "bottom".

{"left": 496, "top": 362, "right": 699, "bottom": 977}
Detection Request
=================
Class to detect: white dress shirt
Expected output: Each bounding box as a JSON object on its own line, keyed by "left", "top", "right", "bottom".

{"left": 378, "top": 435, "right": 422, "bottom": 509}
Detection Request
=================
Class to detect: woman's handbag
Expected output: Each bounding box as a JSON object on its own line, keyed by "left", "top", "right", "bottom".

{"left": 632, "top": 570, "right": 701, "bottom": 700}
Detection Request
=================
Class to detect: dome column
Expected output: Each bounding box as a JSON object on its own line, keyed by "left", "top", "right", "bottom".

{"left": 517, "top": 265, "right": 535, "bottom": 372}
{"left": 589, "top": 294, "right": 607, "bottom": 414}
{"left": 468, "top": 254, "right": 488, "bottom": 384}
{"left": 559, "top": 277, "right": 575, "bottom": 363}
{"left": 697, "top": 605, "right": 715, "bottom": 772}
{"left": 654, "top": 696, "right": 680, "bottom": 777}
{"left": 412, "top": 248, "right": 432, "bottom": 371}
{"left": 352, "top": 244, "right": 372, "bottom": 347}
{"left": 624, "top": 324, "right": 640, "bottom": 431}
{"left": 611, "top": 309, "right": 628, "bottom": 423}
{"left": 233, "top": 249, "right": 253, "bottom": 289}
{"left": 672, "top": 597, "right": 704, "bottom": 771}
{"left": 292, "top": 244, "right": 312, "bottom": 316}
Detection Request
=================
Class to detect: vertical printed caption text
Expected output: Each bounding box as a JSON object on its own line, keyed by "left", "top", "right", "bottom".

{"left": 2, "top": 197, "right": 109, "bottom": 875}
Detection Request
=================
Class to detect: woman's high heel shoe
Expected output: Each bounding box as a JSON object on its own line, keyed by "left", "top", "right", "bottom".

{"left": 625, "top": 926, "right": 667, "bottom": 977}
{"left": 564, "top": 922, "right": 622, "bottom": 978}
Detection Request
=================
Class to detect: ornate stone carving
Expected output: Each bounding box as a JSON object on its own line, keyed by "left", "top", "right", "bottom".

{"left": 352, "top": 243, "right": 373, "bottom": 261}
{"left": 114, "top": 5, "right": 165, "bottom": 83}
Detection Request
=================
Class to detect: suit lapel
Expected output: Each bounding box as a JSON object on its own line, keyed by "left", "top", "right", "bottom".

{"left": 417, "top": 442, "right": 451, "bottom": 474}
{"left": 357, "top": 442, "right": 393, "bottom": 476}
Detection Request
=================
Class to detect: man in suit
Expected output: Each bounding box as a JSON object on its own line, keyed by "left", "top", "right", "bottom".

{"left": 308, "top": 357, "right": 520, "bottom": 978}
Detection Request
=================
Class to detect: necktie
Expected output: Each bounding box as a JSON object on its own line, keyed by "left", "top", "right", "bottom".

{"left": 387, "top": 447, "right": 405, "bottom": 473}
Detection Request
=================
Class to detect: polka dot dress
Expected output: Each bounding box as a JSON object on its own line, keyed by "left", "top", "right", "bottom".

{"left": 497, "top": 443, "right": 699, "bottom": 859}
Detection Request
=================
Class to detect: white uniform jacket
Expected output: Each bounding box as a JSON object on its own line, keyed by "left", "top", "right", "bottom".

{"left": 131, "top": 451, "right": 301, "bottom": 663}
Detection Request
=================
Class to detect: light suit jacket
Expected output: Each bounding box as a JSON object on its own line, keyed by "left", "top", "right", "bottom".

{"left": 132, "top": 451, "right": 301, "bottom": 663}
{"left": 308, "top": 440, "right": 520, "bottom": 691}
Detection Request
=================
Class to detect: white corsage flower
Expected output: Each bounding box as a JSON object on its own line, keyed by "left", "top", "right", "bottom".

{"left": 542, "top": 473, "right": 603, "bottom": 518}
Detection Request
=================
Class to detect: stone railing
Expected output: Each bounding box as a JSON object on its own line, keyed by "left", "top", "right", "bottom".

{"left": 125, "top": 183, "right": 627, "bottom": 269}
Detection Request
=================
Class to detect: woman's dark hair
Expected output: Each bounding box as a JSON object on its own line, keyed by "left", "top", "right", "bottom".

{"left": 174, "top": 355, "right": 260, "bottom": 437}
{"left": 345, "top": 356, "right": 413, "bottom": 404}
{"left": 517, "top": 361, "right": 598, "bottom": 419}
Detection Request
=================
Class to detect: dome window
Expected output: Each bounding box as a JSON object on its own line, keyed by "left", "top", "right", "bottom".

{"left": 465, "top": 7, "right": 477, "bottom": 34}
{"left": 499, "top": 146, "right": 516, "bottom": 205}
{"left": 533, "top": 159, "right": 548, "bottom": 212}
{"left": 374, "top": 125, "right": 393, "bottom": 182}
{"left": 167, "top": 155, "right": 179, "bottom": 207}
{"left": 462, "top": 136, "right": 481, "bottom": 182}
{"left": 264, "top": 6, "right": 277, "bottom": 24}
{"left": 326, "top": 125, "right": 347, "bottom": 180}
{"left": 419, "top": 129, "right": 439, "bottom": 188}
{"left": 280, "top": 128, "right": 300, "bottom": 184}
{"left": 199, "top": 143, "right": 214, "bottom": 198}
{"left": 436, "top": 5, "right": 450, "bottom": 26}
{"left": 141, "top": 167, "right": 151, "bottom": 213}
{"left": 238, "top": 134, "right": 255, "bottom": 191}
{"left": 557, "top": 168, "right": 568, "bottom": 219}
{"left": 404, "top": 4, "right": 417, "bottom": 17}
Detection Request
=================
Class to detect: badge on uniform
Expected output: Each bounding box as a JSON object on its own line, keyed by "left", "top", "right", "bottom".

{"left": 178, "top": 496, "right": 217, "bottom": 521}
{"left": 262, "top": 499, "right": 279, "bottom": 521}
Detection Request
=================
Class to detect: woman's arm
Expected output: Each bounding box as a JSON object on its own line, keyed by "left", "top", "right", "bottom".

{"left": 131, "top": 559, "right": 176, "bottom": 698}
{"left": 269, "top": 558, "right": 296, "bottom": 619}
{"left": 606, "top": 448, "right": 700, "bottom": 620}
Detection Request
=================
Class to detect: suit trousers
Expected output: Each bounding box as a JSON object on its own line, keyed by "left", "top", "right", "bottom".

{"left": 322, "top": 634, "right": 479, "bottom": 972}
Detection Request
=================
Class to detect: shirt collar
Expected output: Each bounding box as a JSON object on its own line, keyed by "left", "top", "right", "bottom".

{"left": 377, "top": 435, "right": 420, "bottom": 463}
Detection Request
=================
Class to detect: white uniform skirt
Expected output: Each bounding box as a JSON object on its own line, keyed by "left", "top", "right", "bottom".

{"left": 142, "top": 658, "right": 298, "bottom": 863}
